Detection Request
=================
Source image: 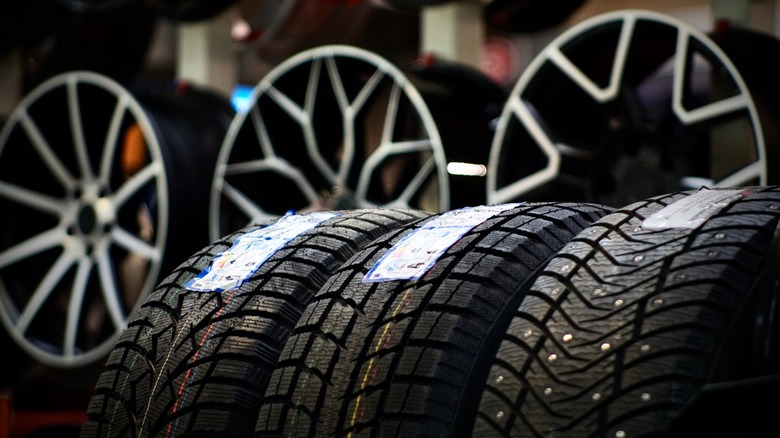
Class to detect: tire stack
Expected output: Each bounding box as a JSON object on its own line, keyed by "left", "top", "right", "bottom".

{"left": 80, "top": 186, "right": 780, "bottom": 437}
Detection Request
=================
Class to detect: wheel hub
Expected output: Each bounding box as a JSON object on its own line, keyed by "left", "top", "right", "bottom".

{"left": 71, "top": 183, "right": 113, "bottom": 244}
{"left": 77, "top": 204, "right": 97, "bottom": 235}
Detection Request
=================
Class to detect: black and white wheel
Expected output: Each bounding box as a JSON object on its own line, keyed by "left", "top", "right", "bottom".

{"left": 81, "top": 208, "right": 429, "bottom": 437}
{"left": 210, "top": 45, "right": 449, "bottom": 240}
{"left": 473, "top": 186, "right": 780, "bottom": 436}
{"left": 254, "top": 202, "right": 611, "bottom": 436}
{"left": 487, "top": 10, "right": 771, "bottom": 207}
{"left": 0, "top": 72, "right": 230, "bottom": 371}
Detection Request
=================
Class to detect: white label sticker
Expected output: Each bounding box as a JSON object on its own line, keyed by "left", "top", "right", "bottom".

{"left": 642, "top": 189, "right": 749, "bottom": 230}
{"left": 363, "top": 204, "right": 521, "bottom": 283}
{"left": 185, "top": 212, "right": 338, "bottom": 292}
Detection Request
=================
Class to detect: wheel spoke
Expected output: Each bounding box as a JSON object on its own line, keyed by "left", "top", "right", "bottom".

{"left": 675, "top": 93, "right": 750, "bottom": 126}
{"left": 351, "top": 67, "right": 384, "bottom": 113}
{"left": 323, "top": 54, "right": 374, "bottom": 185}
{"left": 300, "top": 110, "right": 338, "bottom": 185}
{"left": 488, "top": 98, "right": 562, "bottom": 204}
{"left": 357, "top": 139, "right": 433, "bottom": 197}
{"left": 381, "top": 82, "right": 402, "bottom": 145}
{"left": 383, "top": 139, "right": 434, "bottom": 155}
{"left": 19, "top": 112, "right": 76, "bottom": 191}
{"left": 714, "top": 160, "right": 763, "bottom": 187}
{"left": 68, "top": 76, "right": 94, "bottom": 180}
{"left": 385, "top": 155, "right": 436, "bottom": 208}
{"left": 694, "top": 95, "right": 749, "bottom": 124}
{"left": 95, "top": 240, "right": 126, "bottom": 330}
{"left": 224, "top": 158, "right": 320, "bottom": 203}
{"left": 266, "top": 80, "right": 339, "bottom": 185}
{"left": 111, "top": 161, "right": 162, "bottom": 209}
{"left": 100, "top": 95, "right": 130, "bottom": 185}
{"left": 266, "top": 85, "right": 307, "bottom": 124}
{"left": 63, "top": 257, "right": 93, "bottom": 357}
{"left": 547, "top": 15, "right": 635, "bottom": 103}
{"left": 111, "top": 226, "right": 160, "bottom": 261}
{"left": 222, "top": 181, "right": 281, "bottom": 225}
{"left": 16, "top": 250, "right": 77, "bottom": 335}
{"left": 0, "top": 180, "right": 67, "bottom": 216}
{"left": 671, "top": 28, "right": 750, "bottom": 126}
{"left": 250, "top": 106, "right": 276, "bottom": 159}
{"left": 325, "top": 55, "right": 350, "bottom": 112}
{"left": 0, "top": 227, "right": 65, "bottom": 270}
{"left": 303, "top": 57, "right": 323, "bottom": 115}
{"left": 338, "top": 67, "right": 385, "bottom": 183}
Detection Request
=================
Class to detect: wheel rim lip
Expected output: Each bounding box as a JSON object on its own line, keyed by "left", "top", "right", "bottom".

{"left": 486, "top": 9, "right": 768, "bottom": 205}
{"left": 0, "top": 70, "right": 168, "bottom": 367}
{"left": 209, "top": 44, "right": 449, "bottom": 241}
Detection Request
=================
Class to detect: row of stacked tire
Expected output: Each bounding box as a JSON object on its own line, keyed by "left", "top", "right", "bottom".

{"left": 0, "top": 5, "right": 778, "bottom": 437}
{"left": 80, "top": 186, "right": 780, "bottom": 436}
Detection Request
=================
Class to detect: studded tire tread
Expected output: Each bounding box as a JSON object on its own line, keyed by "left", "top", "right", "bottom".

{"left": 473, "top": 187, "right": 780, "bottom": 437}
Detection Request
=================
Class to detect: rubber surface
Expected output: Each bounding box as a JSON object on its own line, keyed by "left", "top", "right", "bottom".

{"left": 254, "top": 202, "right": 612, "bottom": 436}
{"left": 473, "top": 186, "right": 780, "bottom": 437}
{"left": 80, "top": 208, "right": 429, "bottom": 437}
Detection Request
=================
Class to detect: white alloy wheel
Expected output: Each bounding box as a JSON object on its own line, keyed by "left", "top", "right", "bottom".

{"left": 487, "top": 10, "right": 768, "bottom": 207}
{"left": 210, "top": 45, "right": 449, "bottom": 240}
{"left": 0, "top": 71, "right": 167, "bottom": 367}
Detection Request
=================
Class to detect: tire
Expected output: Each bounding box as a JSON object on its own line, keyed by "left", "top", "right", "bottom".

{"left": 80, "top": 208, "right": 429, "bottom": 437}
{"left": 254, "top": 202, "right": 612, "bottom": 437}
{"left": 473, "top": 186, "right": 780, "bottom": 437}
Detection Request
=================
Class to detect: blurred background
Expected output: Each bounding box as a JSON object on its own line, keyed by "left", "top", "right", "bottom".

{"left": 0, "top": 0, "right": 778, "bottom": 436}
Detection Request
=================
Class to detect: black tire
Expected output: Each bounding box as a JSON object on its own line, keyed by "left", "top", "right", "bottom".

{"left": 254, "top": 202, "right": 612, "bottom": 437}
{"left": 80, "top": 208, "right": 429, "bottom": 437}
{"left": 21, "top": 1, "right": 156, "bottom": 91}
{"left": 473, "top": 186, "right": 780, "bottom": 437}
{"left": 145, "top": 0, "right": 238, "bottom": 22}
{"left": 484, "top": 0, "right": 586, "bottom": 33}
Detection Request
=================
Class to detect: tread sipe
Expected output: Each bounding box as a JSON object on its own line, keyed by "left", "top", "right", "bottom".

{"left": 254, "top": 202, "right": 612, "bottom": 437}
{"left": 80, "top": 208, "right": 429, "bottom": 437}
{"left": 473, "top": 186, "right": 780, "bottom": 437}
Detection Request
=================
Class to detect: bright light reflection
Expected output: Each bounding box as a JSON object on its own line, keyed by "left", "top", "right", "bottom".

{"left": 447, "top": 162, "right": 487, "bottom": 177}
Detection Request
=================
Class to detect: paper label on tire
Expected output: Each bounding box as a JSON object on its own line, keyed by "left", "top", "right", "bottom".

{"left": 185, "top": 212, "right": 338, "bottom": 292}
{"left": 363, "top": 204, "right": 521, "bottom": 283}
{"left": 642, "top": 189, "right": 750, "bottom": 230}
